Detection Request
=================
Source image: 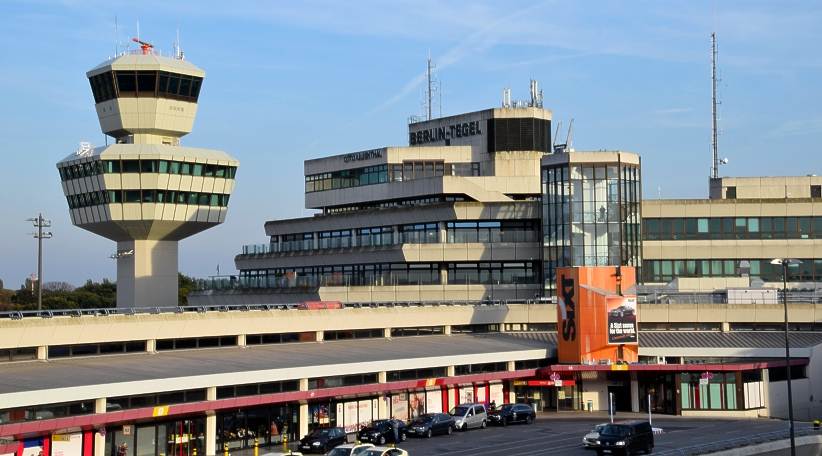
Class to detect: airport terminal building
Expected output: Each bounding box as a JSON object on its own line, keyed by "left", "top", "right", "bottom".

{"left": 1, "top": 51, "right": 822, "bottom": 456}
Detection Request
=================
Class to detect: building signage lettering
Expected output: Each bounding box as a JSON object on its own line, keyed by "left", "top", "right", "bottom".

{"left": 409, "top": 120, "right": 482, "bottom": 145}
{"left": 343, "top": 149, "right": 383, "bottom": 163}
{"left": 560, "top": 276, "right": 576, "bottom": 341}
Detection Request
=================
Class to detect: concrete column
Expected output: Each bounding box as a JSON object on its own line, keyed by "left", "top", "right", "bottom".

{"left": 298, "top": 379, "right": 309, "bottom": 439}
{"left": 439, "top": 265, "right": 448, "bottom": 285}
{"left": 116, "top": 239, "right": 179, "bottom": 308}
{"left": 350, "top": 231, "right": 357, "bottom": 248}
{"left": 312, "top": 233, "right": 319, "bottom": 250}
{"left": 206, "top": 387, "right": 217, "bottom": 456}
{"left": 444, "top": 325, "right": 452, "bottom": 335}
{"left": 447, "top": 366, "right": 456, "bottom": 377}
{"left": 506, "top": 361, "right": 516, "bottom": 372}
{"left": 378, "top": 371, "right": 387, "bottom": 383}
{"left": 315, "top": 331, "right": 324, "bottom": 342}
{"left": 508, "top": 381, "right": 517, "bottom": 404}
{"left": 94, "top": 398, "right": 106, "bottom": 456}
{"left": 384, "top": 328, "right": 391, "bottom": 338}
{"left": 630, "top": 373, "right": 640, "bottom": 412}
{"left": 438, "top": 222, "right": 446, "bottom": 243}
{"left": 761, "top": 368, "right": 771, "bottom": 417}
{"left": 721, "top": 321, "right": 730, "bottom": 332}
{"left": 392, "top": 226, "right": 400, "bottom": 244}
{"left": 36, "top": 346, "right": 47, "bottom": 360}
{"left": 146, "top": 339, "right": 156, "bottom": 353}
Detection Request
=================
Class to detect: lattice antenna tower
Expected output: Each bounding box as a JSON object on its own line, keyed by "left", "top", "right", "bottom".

{"left": 711, "top": 32, "right": 723, "bottom": 179}
{"left": 422, "top": 54, "right": 441, "bottom": 120}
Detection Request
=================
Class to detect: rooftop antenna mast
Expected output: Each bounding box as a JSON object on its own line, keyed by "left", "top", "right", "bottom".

{"left": 426, "top": 54, "right": 435, "bottom": 120}
{"left": 711, "top": 32, "right": 719, "bottom": 179}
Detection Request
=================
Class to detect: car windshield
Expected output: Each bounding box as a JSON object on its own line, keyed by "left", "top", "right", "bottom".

{"left": 600, "top": 425, "right": 631, "bottom": 437}
{"left": 594, "top": 424, "right": 607, "bottom": 432}
{"left": 351, "top": 448, "right": 373, "bottom": 456}
{"left": 307, "top": 428, "right": 331, "bottom": 438}
{"left": 412, "top": 415, "right": 434, "bottom": 424}
{"left": 326, "top": 449, "right": 352, "bottom": 456}
{"left": 449, "top": 406, "right": 470, "bottom": 416}
{"left": 370, "top": 420, "right": 389, "bottom": 429}
{"left": 500, "top": 405, "right": 514, "bottom": 411}
{"left": 361, "top": 451, "right": 386, "bottom": 456}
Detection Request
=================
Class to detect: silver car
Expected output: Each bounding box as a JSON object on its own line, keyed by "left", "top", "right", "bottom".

{"left": 582, "top": 423, "right": 608, "bottom": 448}
{"left": 449, "top": 403, "right": 487, "bottom": 431}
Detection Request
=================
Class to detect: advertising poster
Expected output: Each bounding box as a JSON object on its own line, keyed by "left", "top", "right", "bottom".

{"left": 476, "top": 385, "right": 486, "bottom": 404}
{"left": 391, "top": 393, "right": 408, "bottom": 421}
{"left": 489, "top": 383, "right": 504, "bottom": 405}
{"left": 607, "top": 296, "right": 638, "bottom": 344}
{"left": 459, "top": 386, "right": 474, "bottom": 405}
{"left": 357, "top": 401, "right": 372, "bottom": 430}
{"left": 344, "top": 401, "right": 359, "bottom": 433}
{"left": 425, "top": 388, "right": 442, "bottom": 414}
{"left": 52, "top": 433, "right": 82, "bottom": 456}
{"left": 408, "top": 391, "right": 425, "bottom": 419}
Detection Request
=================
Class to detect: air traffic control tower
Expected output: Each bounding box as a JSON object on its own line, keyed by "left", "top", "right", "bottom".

{"left": 56, "top": 40, "right": 239, "bottom": 308}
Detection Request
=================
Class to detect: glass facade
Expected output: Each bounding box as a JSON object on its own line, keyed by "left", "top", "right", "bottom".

{"left": 542, "top": 160, "right": 641, "bottom": 292}
{"left": 105, "top": 417, "right": 205, "bottom": 456}
{"left": 644, "top": 216, "right": 822, "bottom": 240}
{"left": 58, "top": 160, "right": 237, "bottom": 181}
{"left": 643, "top": 258, "right": 822, "bottom": 282}
{"left": 305, "top": 161, "right": 481, "bottom": 193}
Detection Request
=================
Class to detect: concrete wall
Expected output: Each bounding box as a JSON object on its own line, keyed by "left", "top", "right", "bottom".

{"left": 768, "top": 343, "right": 822, "bottom": 421}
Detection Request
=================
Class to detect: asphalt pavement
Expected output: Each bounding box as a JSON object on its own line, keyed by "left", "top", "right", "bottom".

{"left": 383, "top": 415, "right": 794, "bottom": 455}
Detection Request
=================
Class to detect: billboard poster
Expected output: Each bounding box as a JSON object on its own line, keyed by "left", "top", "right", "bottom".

{"left": 52, "top": 433, "right": 82, "bottom": 456}
{"left": 425, "top": 388, "right": 442, "bottom": 414}
{"left": 408, "top": 391, "right": 425, "bottom": 419}
{"left": 607, "top": 296, "right": 638, "bottom": 344}
{"left": 390, "top": 393, "right": 408, "bottom": 421}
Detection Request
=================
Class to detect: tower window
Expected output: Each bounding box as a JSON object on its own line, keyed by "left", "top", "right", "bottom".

{"left": 812, "top": 185, "right": 821, "bottom": 198}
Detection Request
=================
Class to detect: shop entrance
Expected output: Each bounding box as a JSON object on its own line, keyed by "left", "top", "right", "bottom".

{"left": 606, "top": 373, "right": 631, "bottom": 412}
{"left": 638, "top": 372, "right": 677, "bottom": 415}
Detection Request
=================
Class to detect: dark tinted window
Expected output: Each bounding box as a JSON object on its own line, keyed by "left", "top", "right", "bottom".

{"left": 136, "top": 72, "right": 156, "bottom": 95}
{"left": 116, "top": 72, "right": 136, "bottom": 93}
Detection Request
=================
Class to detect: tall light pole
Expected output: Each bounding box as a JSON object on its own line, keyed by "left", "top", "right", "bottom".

{"left": 770, "top": 258, "right": 801, "bottom": 456}
{"left": 27, "top": 214, "right": 53, "bottom": 311}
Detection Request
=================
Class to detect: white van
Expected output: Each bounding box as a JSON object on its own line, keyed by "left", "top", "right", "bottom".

{"left": 449, "top": 403, "right": 487, "bottom": 431}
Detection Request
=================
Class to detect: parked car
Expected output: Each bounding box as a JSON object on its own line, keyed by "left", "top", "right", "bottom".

{"left": 299, "top": 427, "right": 347, "bottom": 453}
{"left": 449, "top": 403, "right": 487, "bottom": 431}
{"left": 406, "top": 413, "right": 456, "bottom": 438}
{"left": 582, "top": 423, "right": 608, "bottom": 448}
{"left": 487, "top": 403, "right": 536, "bottom": 426}
{"left": 357, "top": 419, "right": 406, "bottom": 444}
{"left": 262, "top": 452, "right": 303, "bottom": 456}
{"left": 595, "top": 421, "right": 654, "bottom": 455}
{"left": 359, "top": 447, "right": 408, "bottom": 456}
{"left": 325, "top": 443, "right": 374, "bottom": 456}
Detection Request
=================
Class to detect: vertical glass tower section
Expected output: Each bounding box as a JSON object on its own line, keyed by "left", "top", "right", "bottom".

{"left": 541, "top": 151, "right": 642, "bottom": 294}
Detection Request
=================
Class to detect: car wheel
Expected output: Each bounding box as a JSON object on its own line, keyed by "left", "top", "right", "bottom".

{"left": 378, "top": 435, "right": 386, "bottom": 445}
{"left": 502, "top": 417, "right": 508, "bottom": 427}
{"left": 461, "top": 423, "right": 468, "bottom": 432}
{"left": 481, "top": 420, "right": 487, "bottom": 429}
{"left": 526, "top": 415, "right": 534, "bottom": 425}
{"left": 426, "top": 429, "right": 433, "bottom": 439}
{"left": 447, "top": 426, "right": 453, "bottom": 435}
{"left": 645, "top": 442, "right": 653, "bottom": 454}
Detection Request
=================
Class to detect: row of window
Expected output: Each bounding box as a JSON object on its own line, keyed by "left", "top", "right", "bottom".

{"left": 325, "top": 195, "right": 469, "bottom": 214}
{"left": 267, "top": 220, "right": 539, "bottom": 254}
{"left": 642, "top": 258, "right": 822, "bottom": 282}
{"left": 238, "top": 261, "right": 540, "bottom": 288}
{"left": 644, "top": 216, "right": 822, "bottom": 240}
{"left": 49, "top": 341, "right": 146, "bottom": 359}
{"left": 59, "top": 159, "right": 237, "bottom": 181}
{"left": 216, "top": 381, "right": 300, "bottom": 399}
{"left": 108, "top": 389, "right": 206, "bottom": 411}
{"left": 305, "top": 161, "right": 480, "bottom": 193}
{"left": 88, "top": 70, "right": 204, "bottom": 103}
{"left": 66, "top": 190, "right": 230, "bottom": 209}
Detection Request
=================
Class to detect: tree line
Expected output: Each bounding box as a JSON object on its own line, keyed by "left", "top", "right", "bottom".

{"left": 0, "top": 274, "right": 197, "bottom": 311}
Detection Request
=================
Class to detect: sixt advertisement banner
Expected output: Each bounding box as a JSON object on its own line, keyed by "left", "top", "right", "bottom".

{"left": 606, "top": 296, "right": 638, "bottom": 344}
{"left": 556, "top": 267, "right": 580, "bottom": 363}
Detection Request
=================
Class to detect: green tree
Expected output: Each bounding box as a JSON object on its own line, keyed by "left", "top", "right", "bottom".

{"left": 179, "top": 273, "right": 196, "bottom": 306}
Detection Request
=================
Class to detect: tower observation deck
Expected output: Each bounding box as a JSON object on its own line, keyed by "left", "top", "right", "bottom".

{"left": 56, "top": 42, "right": 239, "bottom": 308}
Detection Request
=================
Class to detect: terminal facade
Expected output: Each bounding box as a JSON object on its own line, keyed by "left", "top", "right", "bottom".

{"left": 1, "top": 46, "right": 822, "bottom": 456}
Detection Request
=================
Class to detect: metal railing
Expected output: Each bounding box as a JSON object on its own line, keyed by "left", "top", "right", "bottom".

{"left": 638, "top": 290, "right": 822, "bottom": 305}
{"left": 654, "top": 425, "right": 818, "bottom": 455}
{"left": 0, "top": 298, "right": 536, "bottom": 321}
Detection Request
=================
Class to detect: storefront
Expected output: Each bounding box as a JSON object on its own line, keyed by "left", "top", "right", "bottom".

{"left": 104, "top": 417, "right": 205, "bottom": 456}
{"left": 217, "top": 404, "right": 298, "bottom": 451}
{"left": 512, "top": 378, "right": 577, "bottom": 412}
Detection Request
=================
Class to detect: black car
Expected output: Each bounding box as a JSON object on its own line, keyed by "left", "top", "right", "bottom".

{"left": 487, "top": 403, "right": 536, "bottom": 426}
{"left": 595, "top": 421, "right": 654, "bottom": 455}
{"left": 298, "top": 427, "right": 347, "bottom": 453}
{"left": 406, "top": 413, "right": 456, "bottom": 438}
{"left": 357, "top": 419, "right": 406, "bottom": 445}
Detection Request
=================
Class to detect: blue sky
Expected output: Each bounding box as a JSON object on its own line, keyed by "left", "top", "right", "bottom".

{"left": 0, "top": 0, "right": 820, "bottom": 288}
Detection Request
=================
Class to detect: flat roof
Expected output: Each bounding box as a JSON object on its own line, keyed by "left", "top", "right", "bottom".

{"left": 0, "top": 334, "right": 549, "bottom": 407}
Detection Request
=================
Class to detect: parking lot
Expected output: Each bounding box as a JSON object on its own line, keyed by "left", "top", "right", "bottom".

{"left": 371, "top": 416, "right": 794, "bottom": 455}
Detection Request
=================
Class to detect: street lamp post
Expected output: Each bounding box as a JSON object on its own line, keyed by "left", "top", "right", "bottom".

{"left": 770, "top": 258, "right": 801, "bottom": 456}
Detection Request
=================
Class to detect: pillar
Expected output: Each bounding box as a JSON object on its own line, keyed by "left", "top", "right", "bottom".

{"left": 36, "top": 346, "right": 47, "bottom": 360}
{"left": 206, "top": 387, "right": 217, "bottom": 456}
{"left": 444, "top": 325, "right": 452, "bottom": 335}
{"left": 438, "top": 222, "right": 446, "bottom": 243}
{"left": 630, "top": 372, "right": 640, "bottom": 413}
{"left": 116, "top": 239, "right": 179, "bottom": 308}
{"left": 146, "top": 339, "right": 156, "bottom": 353}
{"left": 315, "top": 331, "right": 324, "bottom": 342}
{"left": 721, "top": 321, "right": 730, "bottom": 333}
{"left": 299, "top": 379, "right": 309, "bottom": 439}
{"left": 384, "top": 328, "right": 391, "bottom": 338}
{"left": 447, "top": 365, "right": 455, "bottom": 377}
{"left": 378, "top": 371, "right": 387, "bottom": 383}
{"left": 94, "top": 398, "right": 106, "bottom": 456}
{"left": 237, "top": 334, "right": 246, "bottom": 347}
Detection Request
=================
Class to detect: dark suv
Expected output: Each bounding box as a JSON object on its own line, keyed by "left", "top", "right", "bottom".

{"left": 488, "top": 404, "right": 536, "bottom": 426}
{"left": 357, "top": 419, "right": 406, "bottom": 444}
{"left": 595, "top": 421, "right": 653, "bottom": 455}
{"left": 298, "top": 426, "right": 347, "bottom": 453}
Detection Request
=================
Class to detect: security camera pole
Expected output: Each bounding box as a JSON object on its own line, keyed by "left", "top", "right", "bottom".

{"left": 27, "top": 213, "right": 53, "bottom": 311}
